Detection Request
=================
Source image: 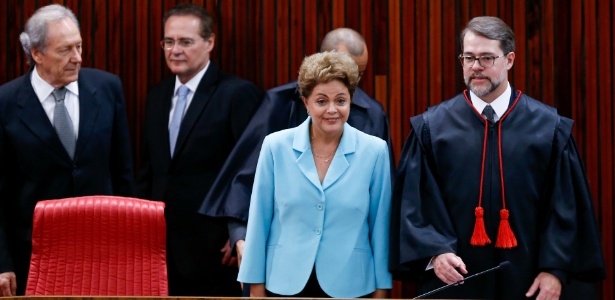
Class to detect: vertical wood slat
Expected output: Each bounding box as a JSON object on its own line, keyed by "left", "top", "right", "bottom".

{"left": 332, "top": 0, "right": 345, "bottom": 29}
{"left": 290, "top": 0, "right": 303, "bottom": 78}
{"left": 261, "top": 0, "right": 275, "bottom": 90}
{"left": 276, "top": 0, "right": 290, "bottom": 85}
{"left": 234, "top": 0, "right": 247, "bottom": 78}
{"left": 442, "top": 0, "right": 456, "bottom": 101}
{"left": 598, "top": 0, "right": 614, "bottom": 299}
{"left": 247, "top": 0, "right": 261, "bottom": 86}
{"left": 151, "top": 1, "right": 167, "bottom": 87}
{"left": 0, "top": 1, "right": 7, "bottom": 84}
{"left": 79, "top": 0, "right": 93, "bottom": 67}
{"left": 428, "top": 0, "right": 442, "bottom": 107}
{"left": 135, "top": 0, "right": 149, "bottom": 159}
{"left": 401, "top": 0, "right": 415, "bottom": 139}
{"left": 93, "top": 0, "right": 107, "bottom": 70}
{"left": 108, "top": 0, "right": 121, "bottom": 76}
{"left": 388, "top": 0, "right": 401, "bottom": 162}
{"left": 414, "top": 0, "right": 428, "bottom": 114}
{"left": 304, "top": 0, "right": 318, "bottom": 57}
{"left": 583, "top": 0, "right": 599, "bottom": 206}
{"left": 359, "top": 0, "right": 373, "bottom": 96}
{"left": 541, "top": 0, "right": 554, "bottom": 107}
{"left": 512, "top": 0, "right": 526, "bottom": 93}
{"left": 526, "top": 1, "right": 541, "bottom": 99}
{"left": 345, "top": 0, "right": 360, "bottom": 32}
{"left": 219, "top": 0, "right": 234, "bottom": 72}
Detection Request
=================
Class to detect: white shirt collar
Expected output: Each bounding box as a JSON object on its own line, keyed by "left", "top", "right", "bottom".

{"left": 31, "top": 65, "right": 79, "bottom": 103}
{"left": 174, "top": 61, "right": 210, "bottom": 96}
{"left": 470, "top": 82, "right": 511, "bottom": 121}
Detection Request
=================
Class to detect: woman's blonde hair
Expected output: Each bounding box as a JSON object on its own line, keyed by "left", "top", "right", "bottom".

{"left": 297, "top": 51, "right": 360, "bottom": 98}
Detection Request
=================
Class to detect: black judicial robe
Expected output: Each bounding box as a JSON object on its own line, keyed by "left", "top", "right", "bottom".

{"left": 390, "top": 89, "right": 605, "bottom": 299}
{"left": 199, "top": 81, "right": 393, "bottom": 222}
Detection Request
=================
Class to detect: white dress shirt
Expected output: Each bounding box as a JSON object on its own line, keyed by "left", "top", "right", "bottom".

{"left": 469, "top": 82, "right": 512, "bottom": 122}
{"left": 168, "top": 61, "right": 210, "bottom": 125}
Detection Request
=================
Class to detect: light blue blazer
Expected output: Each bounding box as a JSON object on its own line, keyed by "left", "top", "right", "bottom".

{"left": 237, "top": 117, "right": 392, "bottom": 298}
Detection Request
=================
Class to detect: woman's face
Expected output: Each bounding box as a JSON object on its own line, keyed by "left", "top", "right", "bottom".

{"left": 302, "top": 80, "right": 351, "bottom": 138}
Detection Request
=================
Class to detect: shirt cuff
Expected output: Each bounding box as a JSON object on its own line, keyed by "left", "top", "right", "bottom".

{"left": 426, "top": 257, "right": 435, "bottom": 271}
{"left": 544, "top": 269, "right": 567, "bottom": 285}
{"left": 227, "top": 219, "right": 247, "bottom": 253}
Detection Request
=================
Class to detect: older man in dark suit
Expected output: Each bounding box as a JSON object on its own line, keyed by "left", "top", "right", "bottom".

{"left": 0, "top": 4, "right": 135, "bottom": 296}
{"left": 137, "top": 3, "right": 261, "bottom": 296}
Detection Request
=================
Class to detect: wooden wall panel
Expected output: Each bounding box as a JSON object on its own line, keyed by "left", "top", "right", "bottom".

{"left": 1, "top": 0, "right": 613, "bottom": 298}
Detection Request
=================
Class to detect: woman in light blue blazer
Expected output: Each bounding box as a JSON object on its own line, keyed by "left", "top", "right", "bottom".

{"left": 238, "top": 51, "right": 392, "bottom": 298}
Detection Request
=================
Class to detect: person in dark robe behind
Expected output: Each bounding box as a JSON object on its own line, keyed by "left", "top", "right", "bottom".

{"left": 390, "top": 16, "right": 605, "bottom": 300}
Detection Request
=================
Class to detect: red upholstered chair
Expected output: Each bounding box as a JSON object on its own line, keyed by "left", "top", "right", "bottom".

{"left": 25, "top": 196, "right": 168, "bottom": 296}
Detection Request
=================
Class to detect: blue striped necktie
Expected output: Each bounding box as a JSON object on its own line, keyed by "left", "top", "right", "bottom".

{"left": 169, "top": 85, "right": 189, "bottom": 156}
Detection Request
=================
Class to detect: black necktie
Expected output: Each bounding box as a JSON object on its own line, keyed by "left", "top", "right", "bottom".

{"left": 482, "top": 105, "right": 496, "bottom": 123}
{"left": 52, "top": 87, "right": 76, "bottom": 159}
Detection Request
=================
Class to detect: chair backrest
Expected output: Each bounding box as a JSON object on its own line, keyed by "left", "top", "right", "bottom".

{"left": 25, "top": 196, "right": 168, "bottom": 296}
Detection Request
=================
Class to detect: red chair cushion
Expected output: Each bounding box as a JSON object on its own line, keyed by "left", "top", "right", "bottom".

{"left": 25, "top": 196, "right": 168, "bottom": 296}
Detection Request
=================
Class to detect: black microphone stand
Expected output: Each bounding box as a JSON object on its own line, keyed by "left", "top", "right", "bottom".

{"left": 414, "top": 261, "right": 511, "bottom": 299}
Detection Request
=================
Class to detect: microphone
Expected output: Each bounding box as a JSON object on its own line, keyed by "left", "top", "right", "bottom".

{"left": 414, "top": 261, "right": 511, "bottom": 299}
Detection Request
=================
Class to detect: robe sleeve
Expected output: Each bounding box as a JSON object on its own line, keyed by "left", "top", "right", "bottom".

{"left": 390, "top": 115, "right": 457, "bottom": 278}
{"left": 538, "top": 117, "right": 605, "bottom": 282}
{"left": 198, "top": 87, "right": 281, "bottom": 223}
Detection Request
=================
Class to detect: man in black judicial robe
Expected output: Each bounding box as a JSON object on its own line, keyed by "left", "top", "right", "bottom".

{"left": 390, "top": 16, "right": 604, "bottom": 299}
{"left": 199, "top": 28, "right": 394, "bottom": 268}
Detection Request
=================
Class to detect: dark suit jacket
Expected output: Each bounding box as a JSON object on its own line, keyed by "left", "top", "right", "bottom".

{"left": 0, "top": 67, "right": 135, "bottom": 294}
{"left": 137, "top": 63, "right": 261, "bottom": 287}
{"left": 200, "top": 81, "right": 394, "bottom": 230}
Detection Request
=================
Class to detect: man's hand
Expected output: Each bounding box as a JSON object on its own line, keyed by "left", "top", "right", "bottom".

{"left": 433, "top": 253, "right": 467, "bottom": 284}
{"left": 0, "top": 272, "right": 16, "bottom": 296}
{"left": 235, "top": 239, "right": 245, "bottom": 268}
{"left": 250, "top": 283, "right": 266, "bottom": 297}
{"left": 525, "top": 272, "right": 561, "bottom": 300}
{"left": 220, "top": 239, "right": 238, "bottom": 266}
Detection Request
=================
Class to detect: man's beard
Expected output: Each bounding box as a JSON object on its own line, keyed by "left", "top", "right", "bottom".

{"left": 465, "top": 73, "right": 503, "bottom": 97}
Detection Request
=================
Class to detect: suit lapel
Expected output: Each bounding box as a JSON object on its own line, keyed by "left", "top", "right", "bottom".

{"left": 17, "top": 71, "right": 72, "bottom": 163}
{"left": 153, "top": 79, "right": 175, "bottom": 169}
{"left": 74, "top": 74, "right": 101, "bottom": 160}
{"left": 322, "top": 123, "right": 354, "bottom": 190}
{"left": 293, "top": 118, "right": 322, "bottom": 190}
{"left": 173, "top": 63, "right": 220, "bottom": 157}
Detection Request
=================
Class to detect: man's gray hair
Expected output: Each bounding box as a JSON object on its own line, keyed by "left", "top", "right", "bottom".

{"left": 19, "top": 4, "right": 80, "bottom": 65}
{"left": 320, "top": 28, "right": 366, "bottom": 57}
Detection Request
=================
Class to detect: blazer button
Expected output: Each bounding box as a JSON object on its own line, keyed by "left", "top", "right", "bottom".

{"left": 315, "top": 228, "right": 322, "bottom": 235}
{"left": 316, "top": 204, "right": 323, "bottom": 211}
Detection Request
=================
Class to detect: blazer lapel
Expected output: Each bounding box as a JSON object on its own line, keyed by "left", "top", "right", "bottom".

{"left": 293, "top": 118, "right": 322, "bottom": 190}
{"left": 17, "top": 71, "right": 72, "bottom": 163}
{"left": 158, "top": 80, "right": 174, "bottom": 163}
{"left": 321, "top": 123, "right": 355, "bottom": 190}
{"left": 173, "top": 63, "right": 220, "bottom": 157}
{"left": 74, "top": 76, "right": 101, "bottom": 160}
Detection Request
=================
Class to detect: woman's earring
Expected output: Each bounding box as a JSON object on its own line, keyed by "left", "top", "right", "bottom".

{"left": 306, "top": 109, "right": 310, "bottom": 116}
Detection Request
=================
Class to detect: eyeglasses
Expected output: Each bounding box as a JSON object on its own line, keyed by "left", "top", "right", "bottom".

{"left": 160, "top": 38, "right": 202, "bottom": 50}
{"left": 458, "top": 54, "right": 506, "bottom": 68}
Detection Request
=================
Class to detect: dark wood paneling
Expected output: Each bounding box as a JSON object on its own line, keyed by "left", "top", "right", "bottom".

{"left": 1, "top": 0, "right": 613, "bottom": 298}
